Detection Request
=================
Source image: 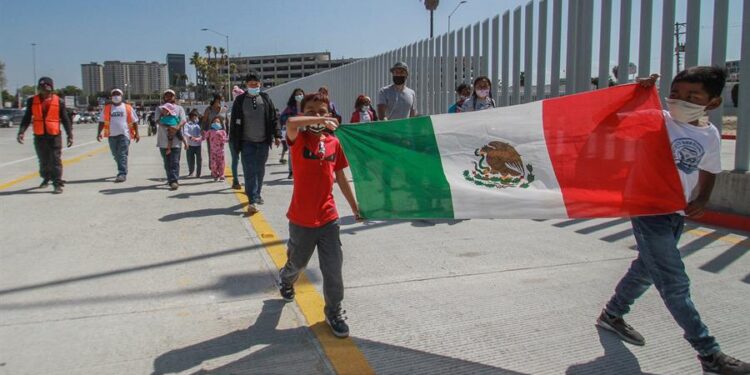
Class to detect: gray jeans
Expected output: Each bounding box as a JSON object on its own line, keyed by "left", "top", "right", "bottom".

{"left": 279, "top": 220, "right": 343, "bottom": 315}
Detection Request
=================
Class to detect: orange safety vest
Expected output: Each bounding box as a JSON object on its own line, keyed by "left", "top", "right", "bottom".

{"left": 32, "top": 94, "right": 61, "bottom": 136}
{"left": 102, "top": 103, "right": 136, "bottom": 138}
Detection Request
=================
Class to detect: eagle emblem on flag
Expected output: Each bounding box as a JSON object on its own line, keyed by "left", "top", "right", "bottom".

{"left": 463, "top": 141, "right": 536, "bottom": 189}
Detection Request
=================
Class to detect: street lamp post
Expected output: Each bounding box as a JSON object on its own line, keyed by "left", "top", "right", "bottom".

{"left": 31, "top": 43, "right": 37, "bottom": 94}
{"left": 448, "top": 1, "right": 467, "bottom": 34}
{"left": 201, "top": 28, "right": 231, "bottom": 100}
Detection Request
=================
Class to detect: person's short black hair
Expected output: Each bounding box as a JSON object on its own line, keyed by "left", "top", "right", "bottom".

{"left": 455, "top": 83, "right": 470, "bottom": 93}
{"left": 245, "top": 71, "right": 261, "bottom": 82}
{"left": 672, "top": 66, "right": 727, "bottom": 98}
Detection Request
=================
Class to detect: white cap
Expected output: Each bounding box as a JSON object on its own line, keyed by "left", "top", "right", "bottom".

{"left": 163, "top": 89, "right": 176, "bottom": 96}
{"left": 111, "top": 88, "right": 123, "bottom": 95}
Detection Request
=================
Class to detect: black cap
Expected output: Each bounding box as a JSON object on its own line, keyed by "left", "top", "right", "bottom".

{"left": 38, "top": 77, "right": 54, "bottom": 89}
{"left": 245, "top": 71, "right": 261, "bottom": 82}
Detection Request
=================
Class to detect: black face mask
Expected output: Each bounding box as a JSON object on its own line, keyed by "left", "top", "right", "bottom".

{"left": 392, "top": 76, "right": 406, "bottom": 85}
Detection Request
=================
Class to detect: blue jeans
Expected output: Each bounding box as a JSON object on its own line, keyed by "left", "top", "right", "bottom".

{"left": 605, "top": 214, "right": 719, "bottom": 356}
{"left": 108, "top": 135, "right": 130, "bottom": 177}
{"left": 241, "top": 141, "right": 269, "bottom": 203}
{"left": 229, "top": 142, "right": 241, "bottom": 184}
{"left": 159, "top": 148, "right": 181, "bottom": 184}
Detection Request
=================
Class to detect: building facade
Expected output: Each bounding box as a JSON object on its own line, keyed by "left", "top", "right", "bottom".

{"left": 224, "top": 52, "right": 358, "bottom": 88}
{"left": 100, "top": 61, "right": 168, "bottom": 96}
{"left": 81, "top": 63, "right": 104, "bottom": 96}
{"left": 167, "top": 53, "right": 186, "bottom": 87}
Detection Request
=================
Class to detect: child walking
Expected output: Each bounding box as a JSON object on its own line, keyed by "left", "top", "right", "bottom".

{"left": 596, "top": 67, "right": 749, "bottom": 375}
{"left": 277, "top": 92, "right": 361, "bottom": 338}
{"left": 204, "top": 116, "right": 228, "bottom": 181}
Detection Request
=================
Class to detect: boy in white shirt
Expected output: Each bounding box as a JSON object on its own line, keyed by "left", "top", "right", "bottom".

{"left": 596, "top": 67, "right": 749, "bottom": 375}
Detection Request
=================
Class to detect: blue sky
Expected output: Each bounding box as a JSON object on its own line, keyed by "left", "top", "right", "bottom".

{"left": 0, "top": 0, "right": 743, "bottom": 90}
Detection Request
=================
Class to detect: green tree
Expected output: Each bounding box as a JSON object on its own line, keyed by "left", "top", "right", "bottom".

{"left": 58, "top": 85, "right": 82, "bottom": 97}
{"left": 20, "top": 85, "right": 36, "bottom": 96}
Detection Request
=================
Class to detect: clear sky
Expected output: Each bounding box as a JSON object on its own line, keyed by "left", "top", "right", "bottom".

{"left": 0, "top": 0, "right": 743, "bottom": 91}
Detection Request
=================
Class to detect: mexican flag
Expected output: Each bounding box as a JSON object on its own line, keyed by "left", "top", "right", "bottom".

{"left": 336, "top": 84, "right": 685, "bottom": 220}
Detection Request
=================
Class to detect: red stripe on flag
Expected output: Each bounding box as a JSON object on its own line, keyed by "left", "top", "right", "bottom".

{"left": 542, "top": 84, "right": 685, "bottom": 218}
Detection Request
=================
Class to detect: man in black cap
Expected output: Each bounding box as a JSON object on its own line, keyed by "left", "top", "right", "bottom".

{"left": 377, "top": 62, "right": 417, "bottom": 121}
{"left": 17, "top": 77, "right": 73, "bottom": 194}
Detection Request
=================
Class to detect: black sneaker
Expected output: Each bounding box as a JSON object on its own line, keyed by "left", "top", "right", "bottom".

{"left": 52, "top": 185, "right": 63, "bottom": 194}
{"left": 326, "top": 307, "right": 349, "bottom": 338}
{"left": 256, "top": 197, "right": 264, "bottom": 205}
{"left": 39, "top": 179, "right": 50, "bottom": 188}
{"left": 279, "top": 281, "right": 295, "bottom": 302}
{"left": 231, "top": 181, "right": 241, "bottom": 190}
{"left": 700, "top": 352, "right": 750, "bottom": 375}
{"left": 596, "top": 309, "right": 645, "bottom": 346}
{"left": 169, "top": 182, "right": 179, "bottom": 191}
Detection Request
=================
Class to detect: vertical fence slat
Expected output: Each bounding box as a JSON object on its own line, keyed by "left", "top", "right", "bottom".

{"left": 481, "top": 18, "right": 490, "bottom": 78}
{"left": 442, "top": 33, "right": 449, "bottom": 111}
{"left": 512, "top": 6, "right": 522, "bottom": 104}
{"left": 736, "top": 1, "right": 750, "bottom": 172}
{"left": 566, "top": 0, "right": 578, "bottom": 93}
{"left": 420, "top": 40, "right": 427, "bottom": 114}
{"left": 536, "top": 0, "right": 547, "bottom": 100}
{"left": 685, "top": 0, "right": 701, "bottom": 69}
{"left": 465, "top": 25, "right": 472, "bottom": 82}
{"left": 428, "top": 38, "right": 435, "bottom": 115}
{"left": 598, "top": 0, "right": 612, "bottom": 89}
{"left": 457, "top": 28, "right": 465, "bottom": 85}
{"left": 502, "top": 10, "right": 510, "bottom": 106}
{"left": 448, "top": 30, "right": 457, "bottom": 110}
{"left": 523, "top": 1, "right": 534, "bottom": 103}
{"left": 659, "top": 0, "right": 675, "bottom": 104}
{"left": 638, "top": 0, "right": 653, "bottom": 78}
{"left": 576, "top": 0, "right": 593, "bottom": 93}
{"left": 617, "top": 0, "right": 632, "bottom": 84}
{"left": 492, "top": 15, "right": 500, "bottom": 100}
{"left": 709, "top": 0, "right": 728, "bottom": 132}
{"left": 550, "top": 0, "right": 562, "bottom": 97}
{"left": 473, "top": 22, "right": 481, "bottom": 81}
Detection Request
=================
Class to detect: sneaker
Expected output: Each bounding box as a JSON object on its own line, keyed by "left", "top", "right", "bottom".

{"left": 39, "top": 179, "right": 50, "bottom": 188}
{"left": 596, "top": 310, "right": 645, "bottom": 346}
{"left": 288, "top": 172, "right": 293, "bottom": 179}
{"left": 256, "top": 197, "right": 264, "bottom": 205}
{"left": 232, "top": 181, "right": 242, "bottom": 190}
{"left": 218, "top": 177, "right": 225, "bottom": 182}
{"left": 279, "top": 158, "right": 287, "bottom": 164}
{"left": 700, "top": 352, "right": 750, "bottom": 375}
{"left": 279, "top": 281, "right": 295, "bottom": 302}
{"left": 169, "top": 182, "right": 179, "bottom": 191}
{"left": 52, "top": 185, "right": 63, "bottom": 194}
{"left": 114, "top": 175, "right": 126, "bottom": 183}
{"left": 247, "top": 204, "right": 259, "bottom": 215}
{"left": 326, "top": 307, "right": 349, "bottom": 338}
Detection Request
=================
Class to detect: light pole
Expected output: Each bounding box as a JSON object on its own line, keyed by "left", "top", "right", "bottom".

{"left": 448, "top": 1, "right": 467, "bottom": 34}
{"left": 31, "top": 43, "right": 37, "bottom": 94}
{"left": 201, "top": 28, "right": 231, "bottom": 100}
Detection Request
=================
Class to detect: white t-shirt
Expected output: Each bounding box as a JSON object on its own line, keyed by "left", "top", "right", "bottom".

{"left": 105, "top": 104, "right": 139, "bottom": 138}
{"left": 664, "top": 110, "right": 722, "bottom": 203}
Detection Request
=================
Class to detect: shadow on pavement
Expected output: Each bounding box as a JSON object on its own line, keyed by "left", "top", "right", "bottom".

{"left": 168, "top": 187, "right": 234, "bottom": 199}
{"left": 159, "top": 203, "right": 248, "bottom": 222}
{"left": 565, "top": 326, "right": 657, "bottom": 375}
{"left": 264, "top": 178, "right": 293, "bottom": 186}
{"left": 100, "top": 184, "right": 165, "bottom": 195}
{"left": 0, "top": 271, "right": 319, "bottom": 310}
{"left": 0, "top": 186, "right": 51, "bottom": 196}
{"left": 151, "top": 299, "right": 528, "bottom": 375}
{"left": 66, "top": 177, "right": 112, "bottom": 184}
{"left": 0, "top": 242, "right": 281, "bottom": 297}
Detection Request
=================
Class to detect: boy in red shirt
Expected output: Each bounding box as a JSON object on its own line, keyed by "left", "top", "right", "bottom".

{"left": 278, "top": 92, "right": 361, "bottom": 338}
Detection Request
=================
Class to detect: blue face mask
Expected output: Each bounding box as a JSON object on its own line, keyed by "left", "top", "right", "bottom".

{"left": 247, "top": 87, "right": 260, "bottom": 96}
{"left": 210, "top": 123, "right": 222, "bottom": 131}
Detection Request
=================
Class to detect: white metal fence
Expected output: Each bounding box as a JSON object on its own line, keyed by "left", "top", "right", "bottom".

{"left": 266, "top": 0, "right": 749, "bottom": 172}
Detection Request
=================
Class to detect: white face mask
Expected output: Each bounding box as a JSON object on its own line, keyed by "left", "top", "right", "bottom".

{"left": 112, "top": 95, "right": 123, "bottom": 104}
{"left": 476, "top": 89, "right": 490, "bottom": 98}
{"left": 294, "top": 95, "right": 304, "bottom": 102}
{"left": 665, "top": 98, "right": 706, "bottom": 124}
{"left": 361, "top": 105, "right": 370, "bottom": 112}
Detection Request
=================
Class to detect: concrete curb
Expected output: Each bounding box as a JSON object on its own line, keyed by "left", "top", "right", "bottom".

{"left": 689, "top": 209, "right": 750, "bottom": 233}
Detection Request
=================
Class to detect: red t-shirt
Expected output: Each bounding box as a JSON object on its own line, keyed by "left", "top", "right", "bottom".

{"left": 286, "top": 131, "right": 349, "bottom": 228}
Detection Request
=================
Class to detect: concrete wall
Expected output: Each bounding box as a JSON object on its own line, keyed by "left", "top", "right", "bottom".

{"left": 708, "top": 171, "right": 750, "bottom": 216}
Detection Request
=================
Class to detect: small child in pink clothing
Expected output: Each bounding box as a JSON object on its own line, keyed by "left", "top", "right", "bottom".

{"left": 204, "top": 116, "right": 228, "bottom": 181}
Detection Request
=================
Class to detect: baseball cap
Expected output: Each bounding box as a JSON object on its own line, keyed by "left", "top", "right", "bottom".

{"left": 390, "top": 62, "right": 409, "bottom": 73}
{"left": 163, "top": 89, "right": 176, "bottom": 96}
{"left": 38, "top": 77, "right": 54, "bottom": 89}
{"left": 111, "top": 88, "right": 123, "bottom": 95}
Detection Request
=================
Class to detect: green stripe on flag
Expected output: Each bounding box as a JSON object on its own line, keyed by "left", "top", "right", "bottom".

{"left": 337, "top": 116, "right": 454, "bottom": 219}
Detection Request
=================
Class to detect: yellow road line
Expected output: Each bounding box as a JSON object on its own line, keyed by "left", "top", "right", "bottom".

{"left": 0, "top": 146, "right": 108, "bottom": 191}
{"left": 226, "top": 167, "right": 375, "bottom": 375}
{"left": 685, "top": 228, "right": 750, "bottom": 248}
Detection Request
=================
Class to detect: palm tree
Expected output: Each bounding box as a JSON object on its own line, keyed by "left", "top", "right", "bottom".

{"left": 204, "top": 45, "right": 212, "bottom": 61}
{"left": 212, "top": 46, "right": 218, "bottom": 60}
{"left": 219, "top": 47, "right": 226, "bottom": 58}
